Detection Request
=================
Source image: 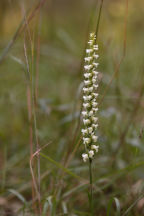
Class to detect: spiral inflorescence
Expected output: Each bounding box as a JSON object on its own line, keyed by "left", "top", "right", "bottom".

{"left": 81, "top": 33, "right": 99, "bottom": 162}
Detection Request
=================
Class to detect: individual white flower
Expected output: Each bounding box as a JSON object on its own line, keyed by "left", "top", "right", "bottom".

{"left": 92, "top": 107, "right": 98, "bottom": 112}
{"left": 86, "top": 49, "right": 93, "bottom": 54}
{"left": 88, "top": 40, "right": 93, "bottom": 45}
{"left": 89, "top": 150, "right": 94, "bottom": 158}
{"left": 83, "top": 137, "right": 91, "bottom": 144}
{"left": 92, "top": 135, "right": 98, "bottom": 142}
{"left": 92, "top": 93, "right": 99, "bottom": 97}
{"left": 88, "top": 127, "right": 93, "bottom": 133}
{"left": 82, "top": 111, "right": 88, "bottom": 117}
{"left": 84, "top": 73, "right": 92, "bottom": 79}
{"left": 90, "top": 33, "right": 96, "bottom": 37}
{"left": 83, "top": 103, "right": 90, "bottom": 109}
{"left": 82, "top": 153, "right": 89, "bottom": 162}
{"left": 88, "top": 95, "right": 92, "bottom": 100}
{"left": 92, "top": 124, "right": 98, "bottom": 129}
{"left": 88, "top": 87, "right": 93, "bottom": 92}
{"left": 91, "top": 117, "right": 98, "bottom": 123}
{"left": 83, "top": 95, "right": 92, "bottom": 101}
{"left": 83, "top": 87, "right": 89, "bottom": 94}
{"left": 89, "top": 110, "right": 94, "bottom": 116}
{"left": 84, "top": 57, "right": 92, "bottom": 62}
{"left": 84, "top": 65, "right": 93, "bottom": 71}
{"left": 93, "top": 71, "right": 99, "bottom": 76}
{"left": 93, "top": 84, "right": 98, "bottom": 89}
{"left": 91, "top": 145, "right": 99, "bottom": 152}
{"left": 92, "top": 102, "right": 98, "bottom": 108}
{"left": 94, "top": 54, "right": 99, "bottom": 59}
{"left": 81, "top": 128, "right": 88, "bottom": 135}
{"left": 83, "top": 119, "right": 91, "bottom": 125}
{"left": 93, "top": 63, "right": 99, "bottom": 67}
{"left": 93, "top": 45, "right": 98, "bottom": 50}
{"left": 83, "top": 96, "right": 88, "bottom": 101}
{"left": 92, "top": 78, "right": 97, "bottom": 84}
{"left": 84, "top": 80, "right": 91, "bottom": 86}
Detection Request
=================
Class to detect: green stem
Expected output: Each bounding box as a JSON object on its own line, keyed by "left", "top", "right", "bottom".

{"left": 89, "top": 159, "right": 93, "bottom": 216}
{"left": 95, "top": 0, "right": 104, "bottom": 39}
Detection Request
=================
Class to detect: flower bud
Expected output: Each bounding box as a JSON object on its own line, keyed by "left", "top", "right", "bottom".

{"left": 89, "top": 150, "right": 94, "bottom": 158}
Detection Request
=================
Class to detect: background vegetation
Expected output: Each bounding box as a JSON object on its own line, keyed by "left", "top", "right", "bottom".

{"left": 0, "top": 0, "right": 144, "bottom": 215}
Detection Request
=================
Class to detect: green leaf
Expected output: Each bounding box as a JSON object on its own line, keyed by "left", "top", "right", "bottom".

{"left": 122, "top": 193, "right": 144, "bottom": 216}
{"left": 40, "top": 153, "right": 82, "bottom": 180}
{"left": 107, "top": 197, "right": 114, "bottom": 216}
{"left": 114, "top": 197, "right": 121, "bottom": 216}
{"left": 8, "top": 189, "right": 26, "bottom": 204}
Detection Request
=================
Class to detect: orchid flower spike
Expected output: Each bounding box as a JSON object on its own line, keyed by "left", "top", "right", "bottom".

{"left": 81, "top": 32, "right": 100, "bottom": 162}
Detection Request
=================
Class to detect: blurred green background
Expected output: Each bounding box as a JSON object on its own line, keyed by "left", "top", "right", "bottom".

{"left": 0, "top": 0, "right": 144, "bottom": 215}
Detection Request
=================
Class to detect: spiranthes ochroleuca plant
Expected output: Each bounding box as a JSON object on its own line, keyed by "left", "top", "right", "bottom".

{"left": 81, "top": 32, "right": 99, "bottom": 163}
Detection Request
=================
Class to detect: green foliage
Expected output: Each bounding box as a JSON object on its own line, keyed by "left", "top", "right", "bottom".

{"left": 0, "top": 0, "right": 144, "bottom": 215}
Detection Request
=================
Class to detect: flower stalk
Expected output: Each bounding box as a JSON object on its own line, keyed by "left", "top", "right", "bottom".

{"left": 81, "top": 32, "right": 100, "bottom": 215}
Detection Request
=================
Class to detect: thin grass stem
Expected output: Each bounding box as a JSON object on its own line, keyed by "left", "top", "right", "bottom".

{"left": 95, "top": 0, "right": 104, "bottom": 38}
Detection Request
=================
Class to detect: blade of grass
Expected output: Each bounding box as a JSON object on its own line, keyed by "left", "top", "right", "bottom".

{"left": 122, "top": 192, "right": 144, "bottom": 216}
{"left": 95, "top": 0, "right": 104, "bottom": 39}
{"left": 0, "top": 0, "right": 46, "bottom": 64}
{"left": 114, "top": 197, "right": 121, "bottom": 216}
{"left": 63, "top": 160, "right": 144, "bottom": 199}
{"left": 8, "top": 189, "right": 27, "bottom": 205}
{"left": 1, "top": 144, "right": 7, "bottom": 190}
{"left": 107, "top": 197, "right": 114, "bottom": 216}
{"left": 40, "top": 153, "right": 83, "bottom": 181}
{"left": 99, "top": 0, "right": 129, "bottom": 106}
